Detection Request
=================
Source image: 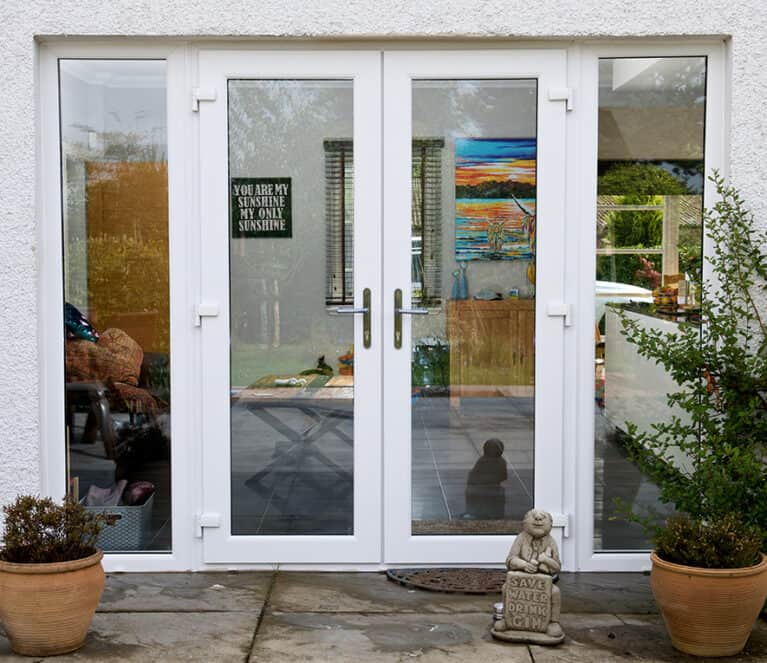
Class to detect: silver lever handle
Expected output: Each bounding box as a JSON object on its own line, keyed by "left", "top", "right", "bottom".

{"left": 334, "top": 288, "right": 372, "bottom": 349}
{"left": 335, "top": 307, "right": 368, "bottom": 314}
{"left": 393, "top": 288, "right": 429, "bottom": 350}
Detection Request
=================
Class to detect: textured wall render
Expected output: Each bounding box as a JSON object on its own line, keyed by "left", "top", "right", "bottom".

{"left": 0, "top": 0, "right": 765, "bottom": 513}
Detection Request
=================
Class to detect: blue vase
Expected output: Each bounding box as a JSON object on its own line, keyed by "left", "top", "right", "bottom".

{"left": 451, "top": 270, "right": 460, "bottom": 300}
{"left": 458, "top": 262, "right": 469, "bottom": 300}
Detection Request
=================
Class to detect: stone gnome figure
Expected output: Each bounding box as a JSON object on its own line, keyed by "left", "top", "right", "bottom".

{"left": 491, "top": 509, "right": 565, "bottom": 645}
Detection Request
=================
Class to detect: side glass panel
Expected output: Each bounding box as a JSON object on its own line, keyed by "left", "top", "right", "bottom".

{"left": 410, "top": 79, "right": 538, "bottom": 535}
{"left": 228, "top": 80, "right": 355, "bottom": 535}
{"left": 60, "top": 60, "right": 171, "bottom": 552}
{"left": 594, "top": 57, "right": 706, "bottom": 551}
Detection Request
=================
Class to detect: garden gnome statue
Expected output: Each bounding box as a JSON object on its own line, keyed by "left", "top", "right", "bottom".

{"left": 491, "top": 509, "right": 565, "bottom": 645}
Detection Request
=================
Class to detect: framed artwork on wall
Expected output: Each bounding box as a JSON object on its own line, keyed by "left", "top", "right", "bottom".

{"left": 455, "top": 137, "right": 537, "bottom": 261}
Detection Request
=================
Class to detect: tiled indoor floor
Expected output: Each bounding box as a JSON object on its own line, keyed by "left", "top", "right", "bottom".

{"left": 231, "top": 393, "right": 666, "bottom": 547}
{"left": 594, "top": 408, "right": 672, "bottom": 551}
{"left": 69, "top": 394, "right": 667, "bottom": 550}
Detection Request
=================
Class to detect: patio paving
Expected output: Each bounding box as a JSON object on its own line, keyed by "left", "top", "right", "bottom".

{"left": 1, "top": 571, "right": 766, "bottom": 661}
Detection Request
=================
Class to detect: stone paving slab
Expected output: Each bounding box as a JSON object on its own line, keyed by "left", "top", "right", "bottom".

{"left": 530, "top": 613, "right": 767, "bottom": 662}
{"left": 0, "top": 612, "right": 259, "bottom": 662}
{"left": 557, "top": 572, "right": 656, "bottom": 613}
{"left": 0, "top": 571, "right": 762, "bottom": 662}
{"left": 99, "top": 571, "right": 272, "bottom": 612}
{"left": 249, "top": 611, "right": 533, "bottom": 662}
{"left": 270, "top": 572, "right": 492, "bottom": 614}
{"left": 270, "top": 571, "right": 657, "bottom": 615}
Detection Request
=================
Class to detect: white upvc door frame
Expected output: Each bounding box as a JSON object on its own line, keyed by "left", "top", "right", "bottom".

{"left": 197, "top": 50, "right": 383, "bottom": 564}
{"left": 36, "top": 38, "right": 728, "bottom": 572}
{"left": 37, "top": 40, "right": 199, "bottom": 572}
{"left": 382, "top": 49, "right": 570, "bottom": 565}
{"left": 571, "top": 41, "right": 728, "bottom": 572}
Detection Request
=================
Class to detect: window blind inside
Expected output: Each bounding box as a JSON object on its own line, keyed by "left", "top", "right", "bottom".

{"left": 324, "top": 138, "right": 444, "bottom": 306}
{"left": 325, "top": 140, "right": 354, "bottom": 305}
{"left": 412, "top": 138, "right": 444, "bottom": 305}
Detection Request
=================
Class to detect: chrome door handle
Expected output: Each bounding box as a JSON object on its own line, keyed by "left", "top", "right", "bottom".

{"left": 393, "top": 288, "right": 429, "bottom": 349}
{"left": 334, "top": 288, "right": 372, "bottom": 348}
{"left": 335, "top": 307, "right": 369, "bottom": 314}
{"left": 396, "top": 307, "right": 429, "bottom": 315}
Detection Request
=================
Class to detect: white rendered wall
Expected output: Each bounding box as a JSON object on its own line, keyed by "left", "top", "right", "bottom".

{"left": 1, "top": 0, "right": 766, "bottom": 516}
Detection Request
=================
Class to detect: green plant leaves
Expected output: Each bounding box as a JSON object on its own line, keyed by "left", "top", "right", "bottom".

{"left": 619, "top": 172, "right": 767, "bottom": 560}
{"left": 0, "top": 495, "right": 108, "bottom": 564}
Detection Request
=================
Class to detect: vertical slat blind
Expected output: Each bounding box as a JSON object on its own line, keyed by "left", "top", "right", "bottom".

{"left": 325, "top": 138, "right": 443, "bottom": 306}
{"left": 411, "top": 138, "right": 444, "bottom": 305}
{"left": 325, "top": 140, "right": 354, "bottom": 305}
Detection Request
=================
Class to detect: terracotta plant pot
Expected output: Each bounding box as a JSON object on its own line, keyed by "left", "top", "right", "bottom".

{"left": 651, "top": 551, "right": 767, "bottom": 657}
{"left": 0, "top": 551, "right": 104, "bottom": 656}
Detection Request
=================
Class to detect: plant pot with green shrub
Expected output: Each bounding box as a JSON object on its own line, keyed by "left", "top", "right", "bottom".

{"left": 0, "top": 495, "right": 108, "bottom": 656}
{"left": 619, "top": 173, "right": 767, "bottom": 657}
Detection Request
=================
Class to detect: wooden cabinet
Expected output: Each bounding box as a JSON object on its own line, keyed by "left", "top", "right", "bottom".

{"left": 447, "top": 299, "right": 535, "bottom": 402}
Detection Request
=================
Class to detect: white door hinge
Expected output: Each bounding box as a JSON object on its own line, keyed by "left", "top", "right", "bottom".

{"left": 551, "top": 513, "right": 571, "bottom": 538}
{"left": 192, "top": 87, "right": 217, "bottom": 112}
{"left": 195, "top": 512, "right": 222, "bottom": 538}
{"left": 194, "top": 302, "right": 220, "bottom": 327}
{"left": 547, "top": 302, "right": 573, "bottom": 327}
{"left": 548, "top": 87, "right": 574, "bottom": 111}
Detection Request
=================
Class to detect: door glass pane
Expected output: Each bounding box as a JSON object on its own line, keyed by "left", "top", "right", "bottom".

{"left": 593, "top": 57, "right": 706, "bottom": 551}
{"left": 59, "top": 60, "right": 172, "bottom": 552}
{"left": 228, "top": 80, "right": 355, "bottom": 535}
{"left": 411, "top": 79, "right": 537, "bottom": 535}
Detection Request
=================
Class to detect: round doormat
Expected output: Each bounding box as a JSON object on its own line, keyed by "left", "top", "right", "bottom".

{"left": 386, "top": 568, "right": 506, "bottom": 595}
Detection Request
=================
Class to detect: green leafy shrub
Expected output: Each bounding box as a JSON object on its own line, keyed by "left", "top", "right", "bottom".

{"left": 596, "top": 163, "right": 703, "bottom": 288}
{"left": 619, "top": 173, "right": 767, "bottom": 566}
{"left": 412, "top": 340, "right": 450, "bottom": 388}
{"left": 66, "top": 233, "right": 170, "bottom": 352}
{"left": 596, "top": 253, "right": 662, "bottom": 288}
{"left": 654, "top": 514, "right": 762, "bottom": 569}
{"left": 0, "top": 495, "right": 108, "bottom": 564}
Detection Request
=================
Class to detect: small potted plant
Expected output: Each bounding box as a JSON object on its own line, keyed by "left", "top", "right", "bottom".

{"left": 619, "top": 173, "right": 767, "bottom": 657}
{"left": 0, "top": 495, "right": 108, "bottom": 656}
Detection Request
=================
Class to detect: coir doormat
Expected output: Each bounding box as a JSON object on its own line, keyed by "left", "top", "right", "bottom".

{"left": 386, "top": 568, "right": 506, "bottom": 595}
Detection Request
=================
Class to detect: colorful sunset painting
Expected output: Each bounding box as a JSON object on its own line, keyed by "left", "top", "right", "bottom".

{"left": 455, "top": 138, "right": 537, "bottom": 261}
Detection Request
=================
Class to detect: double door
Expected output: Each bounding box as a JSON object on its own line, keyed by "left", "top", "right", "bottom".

{"left": 199, "top": 49, "right": 568, "bottom": 565}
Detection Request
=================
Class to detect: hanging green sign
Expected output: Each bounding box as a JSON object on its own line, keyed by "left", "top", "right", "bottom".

{"left": 231, "top": 177, "right": 292, "bottom": 238}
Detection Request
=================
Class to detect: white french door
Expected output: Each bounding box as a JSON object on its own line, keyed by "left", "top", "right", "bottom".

{"left": 382, "top": 51, "right": 568, "bottom": 564}
{"left": 198, "top": 49, "right": 568, "bottom": 565}
{"left": 198, "top": 51, "right": 383, "bottom": 563}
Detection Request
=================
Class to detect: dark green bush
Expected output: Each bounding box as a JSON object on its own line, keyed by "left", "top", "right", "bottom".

{"left": 0, "top": 495, "right": 107, "bottom": 564}
{"left": 654, "top": 514, "right": 762, "bottom": 569}
{"left": 596, "top": 253, "right": 661, "bottom": 289}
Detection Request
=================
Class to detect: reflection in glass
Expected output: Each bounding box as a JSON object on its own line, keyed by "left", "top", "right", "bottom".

{"left": 410, "top": 79, "right": 537, "bottom": 535}
{"left": 60, "top": 60, "right": 171, "bottom": 552}
{"left": 594, "top": 58, "right": 706, "bottom": 551}
{"left": 228, "top": 80, "right": 355, "bottom": 535}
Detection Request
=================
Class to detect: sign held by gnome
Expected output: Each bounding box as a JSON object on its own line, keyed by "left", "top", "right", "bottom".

{"left": 492, "top": 509, "right": 565, "bottom": 645}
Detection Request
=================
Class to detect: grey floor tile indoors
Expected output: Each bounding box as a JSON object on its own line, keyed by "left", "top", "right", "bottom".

{"left": 229, "top": 393, "right": 665, "bottom": 546}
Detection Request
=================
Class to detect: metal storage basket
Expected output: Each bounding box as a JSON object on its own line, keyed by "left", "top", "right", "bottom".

{"left": 82, "top": 493, "right": 154, "bottom": 551}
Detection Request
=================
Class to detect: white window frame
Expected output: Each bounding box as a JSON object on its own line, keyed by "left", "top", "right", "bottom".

{"left": 569, "top": 41, "right": 727, "bottom": 572}
{"left": 37, "top": 38, "right": 727, "bottom": 572}
{"left": 38, "top": 41, "right": 197, "bottom": 572}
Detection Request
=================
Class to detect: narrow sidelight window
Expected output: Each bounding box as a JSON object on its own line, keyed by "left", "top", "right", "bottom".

{"left": 59, "top": 60, "right": 171, "bottom": 552}
{"left": 593, "top": 57, "right": 706, "bottom": 552}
